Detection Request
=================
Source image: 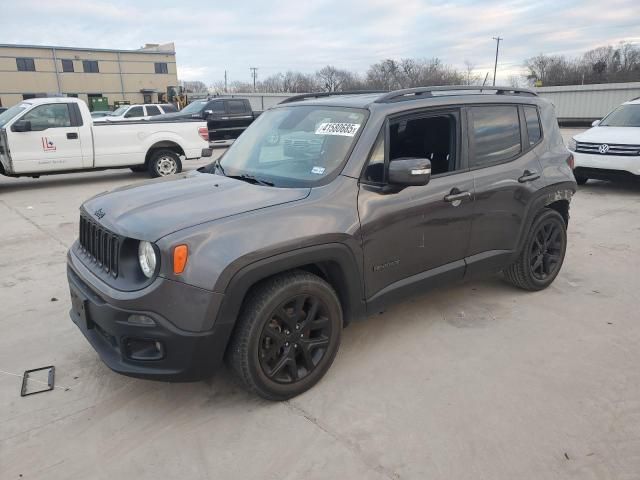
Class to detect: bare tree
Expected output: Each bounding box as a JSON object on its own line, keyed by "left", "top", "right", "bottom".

{"left": 181, "top": 80, "right": 208, "bottom": 93}
{"left": 463, "top": 60, "right": 480, "bottom": 85}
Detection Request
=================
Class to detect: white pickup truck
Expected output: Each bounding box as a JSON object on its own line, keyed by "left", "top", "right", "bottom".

{"left": 0, "top": 97, "right": 210, "bottom": 178}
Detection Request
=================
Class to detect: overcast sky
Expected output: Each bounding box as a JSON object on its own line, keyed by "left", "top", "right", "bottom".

{"left": 1, "top": 0, "right": 639, "bottom": 85}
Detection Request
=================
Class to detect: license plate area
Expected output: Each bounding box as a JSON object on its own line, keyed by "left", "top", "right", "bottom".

{"left": 69, "top": 286, "right": 91, "bottom": 329}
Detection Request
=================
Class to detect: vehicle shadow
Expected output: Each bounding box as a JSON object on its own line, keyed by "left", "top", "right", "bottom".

{"left": 0, "top": 170, "right": 146, "bottom": 194}
{"left": 578, "top": 178, "right": 640, "bottom": 195}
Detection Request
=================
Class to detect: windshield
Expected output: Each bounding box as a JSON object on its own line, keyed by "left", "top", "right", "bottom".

{"left": 218, "top": 105, "right": 367, "bottom": 187}
{"left": 0, "top": 103, "right": 29, "bottom": 128}
{"left": 110, "top": 106, "right": 128, "bottom": 116}
{"left": 600, "top": 104, "right": 640, "bottom": 127}
{"left": 181, "top": 100, "right": 207, "bottom": 114}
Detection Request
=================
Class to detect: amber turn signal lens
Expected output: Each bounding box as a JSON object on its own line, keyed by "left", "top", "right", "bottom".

{"left": 173, "top": 244, "right": 188, "bottom": 274}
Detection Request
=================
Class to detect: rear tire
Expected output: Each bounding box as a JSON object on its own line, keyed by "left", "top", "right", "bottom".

{"left": 227, "top": 270, "right": 342, "bottom": 401}
{"left": 148, "top": 149, "right": 182, "bottom": 178}
{"left": 503, "top": 209, "right": 567, "bottom": 291}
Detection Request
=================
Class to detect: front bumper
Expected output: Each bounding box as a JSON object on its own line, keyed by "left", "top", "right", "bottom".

{"left": 67, "top": 251, "right": 233, "bottom": 382}
{"left": 573, "top": 151, "right": 640, "bottom": 176}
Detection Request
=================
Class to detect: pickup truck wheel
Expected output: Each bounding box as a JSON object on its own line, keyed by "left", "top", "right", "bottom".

{"left": 228, "top": 270, "right": 342, "bottom": 401}
{"left": 503, "top": 209, "right": 567, "bottom": 291}
{"left": 148, "top": 150, "right": 182, "bottom": 177}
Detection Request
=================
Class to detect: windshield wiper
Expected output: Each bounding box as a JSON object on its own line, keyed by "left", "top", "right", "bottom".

{"left": 226, "top": 173, "right": 274, "bottom": 187}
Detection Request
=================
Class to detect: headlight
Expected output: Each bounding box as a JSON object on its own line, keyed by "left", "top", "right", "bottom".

{"left": 567, "top": 137, "right": 577, "bottom": 151}
{"left": 138, "top": 241, "right": 157, "bottom": 278}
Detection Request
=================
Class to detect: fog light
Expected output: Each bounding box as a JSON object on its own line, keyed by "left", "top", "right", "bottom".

{"left": 124, "top": 338, "right": 164, "bottom": 361}
{"left": 127, "top": 314, "right": 156, "bottom": 326}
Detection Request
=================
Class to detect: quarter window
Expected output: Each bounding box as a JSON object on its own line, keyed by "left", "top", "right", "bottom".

{"left": 82, "top": 60, "right": 99, "bottom": 73}
{"left": 22, "top": 104, "right": 71, "bottom": 130}
{"left": 211, "top": 101, "right": 225, "bottom": 112}
{"left": 61, "top": 59, "right": 74, "bottom": 72}
{"left": 524, "top": 106, "right": 542, "bottom": 146}
{"left": 155, "top": 62, "right": 168, "bottom": 74}
{"left": 470, "top": 106, "right": 521, "bottom": 167}
{"left": 16, "top": 58, "right": 36, "bottom": 71}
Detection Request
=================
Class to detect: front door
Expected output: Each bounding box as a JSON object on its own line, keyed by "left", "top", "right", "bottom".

{"left": 358, "top": 109, "right": 475, "bottom": 304}
{"left": 8, "top": 103, "right": 83, "bottom": 173}
{"left": 465, "top": 104, "right": 545, "bottom": 274}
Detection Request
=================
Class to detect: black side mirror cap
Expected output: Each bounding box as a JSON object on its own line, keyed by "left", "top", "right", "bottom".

{"left": 388, "top": 157, "right": 431, "bottom": 186}
{"left": 11, "top": 120, "right": 32, "bottom": 132}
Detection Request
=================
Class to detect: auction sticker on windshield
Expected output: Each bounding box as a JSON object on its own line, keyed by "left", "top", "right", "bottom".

{"left": 315, "top": 122, "right": 361, "bottom": 137}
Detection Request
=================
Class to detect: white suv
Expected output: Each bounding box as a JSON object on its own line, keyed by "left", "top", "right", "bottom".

{"left": 569, "top": 98, "right": 640, "bottom": 184}
{"left": 93, "top": 103, "right": 177, "bottom": 122}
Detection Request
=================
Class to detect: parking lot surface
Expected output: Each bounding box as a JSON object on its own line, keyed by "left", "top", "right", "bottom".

{"left": 1, "top": 137, "right": 640, "bottom": 479}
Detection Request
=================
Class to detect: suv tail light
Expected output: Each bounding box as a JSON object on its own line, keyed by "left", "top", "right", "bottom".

{"left": 567, "top": 153, "right": 575, "bottom": 170}
{"left": 198, "top": 127, "right": 209, "bottom": 141}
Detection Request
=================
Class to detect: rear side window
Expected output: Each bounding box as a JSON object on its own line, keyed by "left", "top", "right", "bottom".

{"left": 125, "top": 106, "right": 144, "bottom": 118}
{"left": 211, "top": 101, "right": 225, "bottom": 112}
{"left": 524, "top": 106, "right": 542, "bottom": 146}
{"left": 146, "top": 105, "right": 161, "bottom": 116}
{"left": 161, "top": 104, "right": 177, "bottom": 113}
{"left": 470, "top": 106, "right": 521, "bottom": 167}
{"left": 226, "top": 100, "right": 247, "bottom": 114}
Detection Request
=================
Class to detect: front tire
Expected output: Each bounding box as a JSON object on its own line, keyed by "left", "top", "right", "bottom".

{"left": 503, "top": 209, "right": 567, "bottom": 291}
{"left": 148, "top": 149, "right": 182, "bottom": 178}
{"left": 227, "top": 270, "right": 343, "bottom": 401}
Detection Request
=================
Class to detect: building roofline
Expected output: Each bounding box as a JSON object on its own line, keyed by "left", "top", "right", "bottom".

{"left": 0, "top": 43, "right": 175, "bottom": 55}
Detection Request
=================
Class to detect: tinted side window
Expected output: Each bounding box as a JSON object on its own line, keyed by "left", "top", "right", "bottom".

{"left": 161, "top": 104, "right": 177, "bottom": 113}
{"left": 227, "top": 100, "right": 247, "bottom": 114}
{"left": 211, "top": 101, "right": 225, "bottom": 112}
{"left": 470, "top": 106, "right": 521, "bottom": 167}
{"left": 125, "top": 106, "right": 144, "bottom": 118}
{"left": 524, "top": 106, "right": 542, "bottom": 146}
{"left": 146, "top": 105, "right": 161, "bottom": 116}
{"left": 23, "top": 104, "right": 71, "bottom": 130}
{"left": 61, "top": 59, "right": 74, "bottom": 72}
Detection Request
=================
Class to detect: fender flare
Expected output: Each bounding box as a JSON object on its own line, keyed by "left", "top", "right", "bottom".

{"left": 213, "top": 243, "right": 367, "bottom": 333}
{"left": 512, "top": 181, "right": 576, "bottom": 258}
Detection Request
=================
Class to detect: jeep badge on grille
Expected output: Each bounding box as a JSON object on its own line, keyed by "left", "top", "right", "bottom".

{"left": 94, "top": 208, "right": 105, "bottom": 219}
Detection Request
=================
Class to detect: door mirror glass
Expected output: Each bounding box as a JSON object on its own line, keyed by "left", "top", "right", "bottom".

{"left": 204, "top": 109, "right": 213, "bottom": 115}
{"left": 591, "top": 119, "right": 601, "bottom": 127}
{"left": 11, "top": 120, "right": 32, "bottom": 132}
{"left": 388, "top": 157, "right": 431, "bottom": 186}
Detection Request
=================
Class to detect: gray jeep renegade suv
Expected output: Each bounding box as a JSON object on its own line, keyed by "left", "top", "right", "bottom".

{"left": 67, "top": 86, "right": 577, "bottom": 400}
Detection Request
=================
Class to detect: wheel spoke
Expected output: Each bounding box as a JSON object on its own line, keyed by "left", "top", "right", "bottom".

{"left": 303, "top": 336, "right": 330, "bottom": 352}
{"left": 268, "top": 353, "right": 290, "bottom": 379}
{"left": 287, "top": 355, "right": 299, "bottom": 381}
{"left": 299, "top": 343, "right": 315, "bottom": 371}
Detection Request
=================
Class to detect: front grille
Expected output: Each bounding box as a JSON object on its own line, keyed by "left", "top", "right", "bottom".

{"left": 575, "top": 141, "right": 640, "bottom": 156}
{"left": 78, "top": 214, "right": 120, "bottom": 277}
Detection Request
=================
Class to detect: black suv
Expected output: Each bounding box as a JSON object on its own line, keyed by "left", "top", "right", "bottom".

{"left": 67, "top": 87, "right": 577, "bottom": 400}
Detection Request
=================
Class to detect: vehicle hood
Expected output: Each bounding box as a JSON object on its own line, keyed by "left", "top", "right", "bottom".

{"left": 82, "top": 171, "right": 310, "bottom": 241}
{"left": 574, "top": 126, "right": 640, "bottom": 144}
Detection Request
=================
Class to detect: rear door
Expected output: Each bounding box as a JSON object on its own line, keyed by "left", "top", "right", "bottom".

{"left": 7, "top": 102, "right": 83, "bottom": 173}
{"left": 465, "top": 104, "right": 545, "bottom": 274}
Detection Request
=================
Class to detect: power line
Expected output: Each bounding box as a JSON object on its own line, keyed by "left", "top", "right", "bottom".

{"left": 492, "top": 36, "right": 503, "bottom": 86}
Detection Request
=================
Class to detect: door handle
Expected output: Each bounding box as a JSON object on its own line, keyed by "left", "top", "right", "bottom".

{"left": 518, "top": 170, "right": 540, "bottom": 183}
{"left": 67, "top": 132, "right": 78, "bottom": 140}
{"left": 444, "top": 190, "right": 472, "bottom": 203}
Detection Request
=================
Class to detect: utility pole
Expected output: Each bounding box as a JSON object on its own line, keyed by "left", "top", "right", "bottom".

{"left": 492, "top": 36, "right": 502, "bottom": 86}
{"left": 224, "top": 70, "right": 228, "bottom": 93}
{"left": 249, "top": 67, "right": 258, "bottom": 92}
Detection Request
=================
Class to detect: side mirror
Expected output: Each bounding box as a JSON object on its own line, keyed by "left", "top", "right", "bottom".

{"left": 388, "top": 158, "right": 431, "bottom": 186}
{"left": 204, "top": 109, "right": 213, "bottom": 116}
{"left": 591, "top": 120, "right": 601, "bottom": 127}
{"left": 11, "top": 120, "right": 32, "bottom": 132}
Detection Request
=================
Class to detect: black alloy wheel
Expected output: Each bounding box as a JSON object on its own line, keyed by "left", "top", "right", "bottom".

{"left": 529, "top": 219, "right": 564, "bottom": 281}
{"left": 227, "top": 270, "right": 342, "bottom": 400}
{"left": 258, "top": 295, "right": 332, "bottom": 383}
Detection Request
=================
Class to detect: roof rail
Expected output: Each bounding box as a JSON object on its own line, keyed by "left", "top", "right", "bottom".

{"left": 279, "top": 90, "right": 386, "bottom": 104}
{"left": 374, "top": 85, "right": 537, "bottom": 103}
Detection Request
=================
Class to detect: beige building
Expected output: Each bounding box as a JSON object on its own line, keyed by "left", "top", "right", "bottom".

{"left": 0, "top": 42, "right": 178, "bottom": 109}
